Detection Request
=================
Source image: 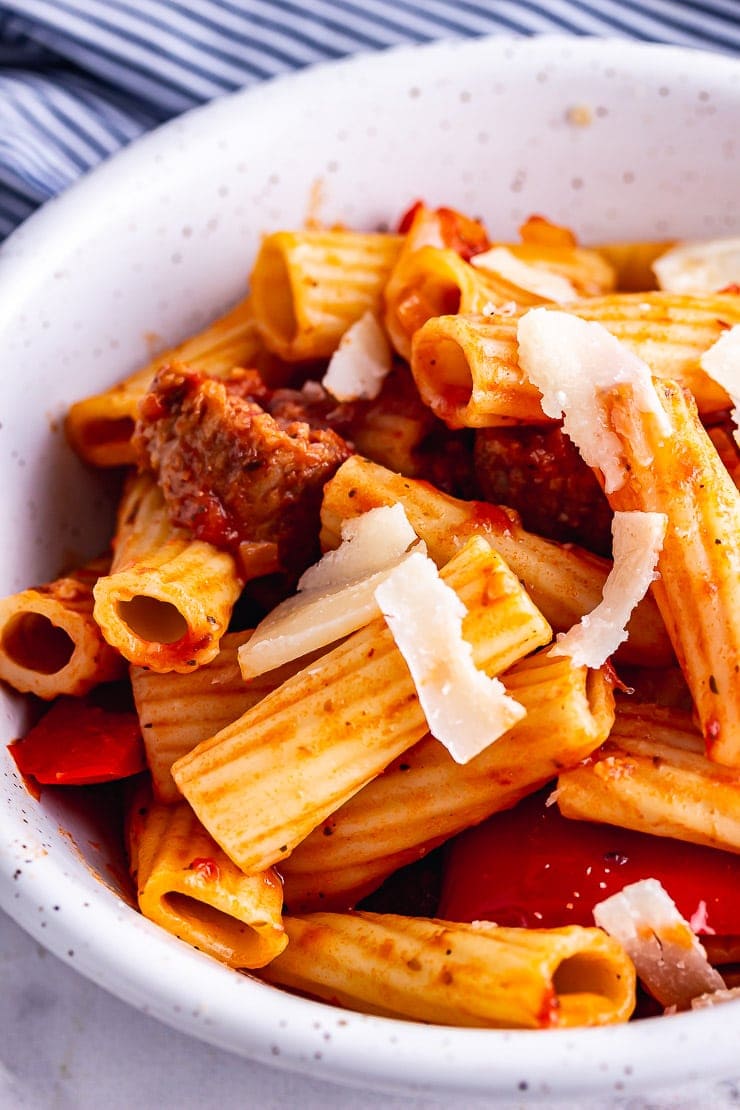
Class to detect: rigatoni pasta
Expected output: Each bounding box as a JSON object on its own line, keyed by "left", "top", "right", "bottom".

{"left": 65, "top": 296, "right": 268, "bottom": 467}
{"left": 172, "top": 537, "right": 551, "bottom": 874}
{"left": 128, "top": 788, "right": 287, "bottom": 968}
{"left": 250, "top": 229, "right": 403, "bottom": 360}
{"left": 262, "top": 912, "right": 635, "bottom": 1028}
{"left": 282, "top": 651, "right": 614, "bottom": 911}
{"left": 7, "top": 200, "right": 740, "bottom": 1031}
{"left": 0, "top": 556, "right": 124, "bottom": 698}
{"left": 557, "top": 703, "right": 740, "bottom": 854}
{"left": 93, "top": 473, "right": 241, "bottom": 674}
{"left": 319, "top": 454, "right": 672, "bottom": 667}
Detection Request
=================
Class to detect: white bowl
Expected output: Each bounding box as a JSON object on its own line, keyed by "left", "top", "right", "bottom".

{"left": 1, "top": 34, "right": 739, "bottom": 1100}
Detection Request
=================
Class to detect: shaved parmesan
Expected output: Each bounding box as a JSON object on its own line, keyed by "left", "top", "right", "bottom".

{"left": 700, "top": 325, "right": 740, "bottom": 447}
{"left": 322, "top": 311, "right": 392, "bottom": 401}
{"left": 298, "top": 504, "right": 418, "bottom": 592}
{"left": 472, "top": 246, "right": 577, "bottom": 303}
{"left": 517, "top": 309, "right": 671, "bottom": 493}
{"left": 551, "top": 511, "right": 666, "bottom": 668}
{"left": 238, "top": 506, "right": 422, "bottom": 678}
{"left": 653, "top": 237, "right": 740, "bottom": 294}
{"left": 594, "top": 878, "right": 725, "bottom": 1009}
{"left": 374, "top": 551, "right": 526, "bottom": 764}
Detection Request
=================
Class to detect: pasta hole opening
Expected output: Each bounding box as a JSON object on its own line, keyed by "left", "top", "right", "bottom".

{"left": 553, "top": 952, "right": 622, "bottom": 1002}
{"left": 2, "top": 613, "right": 75, "bottom": 674}
{"left": 415, "top": 275, "right": 462, "bottom": 326}
{"left": 81, "top": 416, "right": 136, "bottom": 448}
{"left": 116, "top": 596, "right": 188, "bottom": 644}
{"left": 163, "top": 893, "right": 260, "bottom": 960}
{"left": 259, "top": 246, "right": 298, "bottom": 345}
{"left": 398, "top": 277, "right": 462, "bottom": 337}
{"left": 431, "top": 336, "right": 473, "bottom": 401}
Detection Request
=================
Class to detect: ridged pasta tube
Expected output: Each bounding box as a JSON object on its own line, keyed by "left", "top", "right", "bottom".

{"left": 320, "top": 456, "right": 672, "bottom": 667}
{"left": 249, "top": 229, "right": 403, "bottom": 360}
{"left": 131, "top": 631, "right": 320, "bottom": 803}
{"left": 172, "top": 537, "right": 552, "bottom": 874}
{"left": 93, "top": 474, "right": 240, "bottom": 673}
{"left": 604, "top": 380, "right": 740, "bottom": 766}
{"left": 262, "top": 912, "right": 636, "bottom": 1029}
{"left": 65, "top": 296, "right": 265, "bottom": 467}
{"left": 128, "top": 790, "right": 286, "bottom": 969}
{"left": 0, "top": 556, "right": 124, "bottom": 698}
{"left": 558, "top": 703, "right": 740, "bottom": 854}
{"left": 410, "top": 294, "right": 738, "bottom": 430}
{"left": 384, "top": 244, "right": 544, "bottom": 362}
{"left": 282, "top": 652, "right": 615, "bottom": 911}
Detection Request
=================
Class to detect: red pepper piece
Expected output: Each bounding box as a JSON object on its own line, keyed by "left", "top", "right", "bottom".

{"left": 439, "top": 788, "right": 740, "bottom": 937}
{"left": 9, "top": 696, "right": 146, "bottom": 785}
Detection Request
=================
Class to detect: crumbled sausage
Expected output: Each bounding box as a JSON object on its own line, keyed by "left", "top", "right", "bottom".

{"left": 474, "top": 425, "right": 613, "bottom": 556}
{"left": 134, "top": 365, "right": 352, "bottom": 578}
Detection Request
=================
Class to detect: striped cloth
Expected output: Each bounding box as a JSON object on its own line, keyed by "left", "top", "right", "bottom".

{"left": 0, "top": 0, "right": 739, "bottom": 240}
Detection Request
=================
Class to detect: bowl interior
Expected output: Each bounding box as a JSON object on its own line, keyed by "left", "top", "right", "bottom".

{"left": 1, "top": 35, "right": 740, "bottom": 1098}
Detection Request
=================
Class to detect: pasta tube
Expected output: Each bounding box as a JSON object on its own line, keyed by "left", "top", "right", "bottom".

{"left": 128, "top": 789, "right": 286, "bottom": 968}
{"left": 262, "top": 912, "right": 635, "bottom": 1028}
{"left": 93, "top": 474, "right": 240, "bottom": 673}
{"left": 249, "top": 229, "right": 403, "bottom": 360}
{"left": 557, "top": 703, "right": 740, "bottom": 854}
{"left": 384, "top": 244, "right": 544, "bottom": 362}
{"left": 0, "top": 556, "right": 124, "bottom": 698}
{"left": 281, "top": 652, "right": 615, "bottom": 911}
{"left": 65, "top": 296, "right": 266, "bottom": 467}
{"left": 320, "top": 456, "right": 673, "bottom": 667}
{"left": 604, "top": 380, "right": 740, "bottom": 766}
{"left": 410, "top": 294, "right": 738, "bottom": 430}
{"left": 172, "top": 537, "right": 552, "bottom": 875}
{"left": 131, "top": 631, "right": 321, "bottom": 803}
{"left": 500, "top": 241, "right": 615, "bottom": 298}
{"left": 594, "top": 240, "right": 673, "bottom": 292}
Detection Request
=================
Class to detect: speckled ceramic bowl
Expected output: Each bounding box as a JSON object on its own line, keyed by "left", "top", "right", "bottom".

{"left": 1, "top": 35, "right": 739, "bottom": 1099}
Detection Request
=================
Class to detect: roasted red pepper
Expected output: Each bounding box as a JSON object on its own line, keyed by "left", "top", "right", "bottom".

{"left": 396, "top": 201, "right": 490, "bottom": 260}
{"left": 439, "top": 788, "right": 740, "bottom": 937}
{"left": 9, "top": 695, "right": 146, "bottom": 785}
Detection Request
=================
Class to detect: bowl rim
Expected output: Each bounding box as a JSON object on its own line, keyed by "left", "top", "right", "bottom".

{"left": 2, "top": 32, "right": 740, "bottom": 1098}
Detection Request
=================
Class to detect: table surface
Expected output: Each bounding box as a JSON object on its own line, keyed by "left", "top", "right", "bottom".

{"left": 3, "top": 909, "right": 740, "bottom": 1110}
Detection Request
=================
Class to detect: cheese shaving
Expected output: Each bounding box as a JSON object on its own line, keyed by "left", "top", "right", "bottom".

{"left": 374, "top": 551, "right": 526, "bottom": 764}
{"left": 238, "top": 506, "right": 422, "bottom": 678}
{"left": 653, "top": 236, "right": 740, "bottom": 294}
{"left": 551, "top": 511, "right": 666, "bottom": 668}
{"left": 298, "top": 504, "right": 418, "bottom": 592}
{"left": 594, "top": 878, "right": 725, "bottom": 1009}
{"left": 517, "top": 308, "right": 672, "bottom": 493}
{"left": 471, "top": 246, "right": 577, "bottom": 303}
{"left": 322, "top": 311, "right": 392, "bottom": 401}
{"left": 700, "top": 325, "right": 740, "bottom": 447}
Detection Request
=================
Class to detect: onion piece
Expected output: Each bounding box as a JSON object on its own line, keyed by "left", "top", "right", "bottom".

{"left": 593, "top": 878, "right": 725, "bottom": 1009}
{"left": 374, "top": 551, "right": 526, "bottom": 765}
{"left": 551, "top": 511, "right": 666, "bottom": 668}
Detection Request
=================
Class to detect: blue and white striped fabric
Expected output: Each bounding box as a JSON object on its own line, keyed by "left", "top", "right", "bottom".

{"left": 0, "top": 1, "right": 739, "bottom": 241}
